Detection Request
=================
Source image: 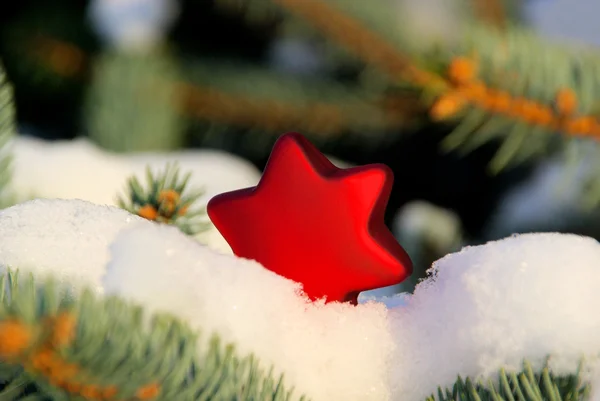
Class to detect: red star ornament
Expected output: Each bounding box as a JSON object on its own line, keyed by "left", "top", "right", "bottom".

{"left": 207, "top": 132, "right": 412, "bottom": 304}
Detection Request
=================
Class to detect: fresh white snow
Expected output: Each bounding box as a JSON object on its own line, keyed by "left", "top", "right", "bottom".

{"left": 105, "top": 222, "right": 395, "bottom": 401}
{"left": 390, "top": 233, "right": 600, "bottom": 400}
{"left": 0, "top": 199, "right": 395, "bottom": 401}
{"left": 0, "top": 199, "right": 599, "bottom": 401}
{"left": 0, "top": 199, "right": 149, "bottom": 293}
{"left": 10, "top": 135, "right": 263, "bottom": 254}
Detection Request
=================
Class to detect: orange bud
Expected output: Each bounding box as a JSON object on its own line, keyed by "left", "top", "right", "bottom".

{"left": 460, "top": 82, "right": 487, "bottom": 103}
{"left": 80, "top": 384, "right": 103, "bottom": 400}
{"left": 136, "top": 383, "right": 161, "bottom": 399}
{"left": 51, "top": 313, "right": 76, "bottom": 348}
{"left": 487, "top": 90, "right": 512, "bottom": 113}
{"left": 138, "top": 205, "right": 158, "bottom": 221}
{"left": 0, "top": 320, "right": 32, "bottom": 357}
{"left": 555, "top": 88, "right": 577, "bottom": 115}
{"left": 157, "top": 189, "right": 180, "bottom": 205}
{"left": 448, "top": 57, "right": 477, "bottom": 85}
{"left": 101, "top": 386, "right": 118, "bottom": 399}
{"left": 31, "top": 349, "right": 55, "bottom": 370}
{"left": 430, "top": 93, "right": 467, "bottom": 120}
{"left": 564, "top": 116, "right": 595, "bottom": 135}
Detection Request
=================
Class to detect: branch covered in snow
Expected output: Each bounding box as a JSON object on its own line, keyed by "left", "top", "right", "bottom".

{"left": 117, "top": 162, "right": 210, "bottom": 236}
{"left": 0, "top": 268, "right": 305, "bottom": 400}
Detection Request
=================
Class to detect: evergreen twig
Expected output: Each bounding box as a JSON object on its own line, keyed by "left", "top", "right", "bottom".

{"left": 117, "top": 163, "right": 210, "bottom": 236}
{"left": 271, "top": 0, "right": 447, "bottom": 90}
{"left": 28, "top": 37, "right": 410, "bottom": 141}
{"left": 426, "top": 360, "right": 590, "bottom": 401}
{"left": 0, "top": 269, "right": 308, "bottom": 400}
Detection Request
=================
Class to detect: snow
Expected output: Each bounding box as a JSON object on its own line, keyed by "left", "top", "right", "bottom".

{"left": 2, "top": 199, "right": 600, "bottom": 401}
{"left": 389, "top": 233, "right": 600, "bottom": 401}
{"left": 0, "top": 199, "right": 395, "bottom": 401}
{"left": 10, "top": 135, "right": 262, "bottom": 254}
{"left": 105, "top": 223, "right": 395, "bottom": 401}
{"left": 0, "top": 199, "right": 149, "bottom": 293}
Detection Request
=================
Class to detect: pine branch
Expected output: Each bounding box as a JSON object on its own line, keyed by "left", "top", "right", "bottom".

{"left": 24, "top": 7, "right": 600, "bottom": 183}
{"left": 181, "top": 60, "right": 411, "bottom": 137}
{"left": 268, "top": 0, "right": 446, "bottom": 90}
{"left": 216, "top": 0, "right": 445, "bottom": 88}
{"left": 27, "top": 37, "right": 411, "bottom": 146}
{"left": 426, "top": 359, "right": 590, "bottom": 401}
{"left": 0, "top": 269, "right": 308, "bottom": 400}
{"left": 423, "top": 24, "right": 600, "bottom": 172}
{"left": 214, "top": 0, "right": 596, "bottom": 172}
{"left": 117, "top": 163, "right": 211, "bottom": 236}
{"left": 0, "top": 64, "right": 16, "bottom": 209}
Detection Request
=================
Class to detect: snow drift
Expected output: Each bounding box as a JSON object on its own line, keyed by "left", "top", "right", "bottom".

{"left": 0, "top": 199, "right": 599, "bottom": 401}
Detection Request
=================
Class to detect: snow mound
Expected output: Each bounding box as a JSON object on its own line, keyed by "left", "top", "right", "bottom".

{"left": 0, "top": 199, "right": 150, "bottom": 292}
{"left": 11, "top": 137, "right": 131, "bottom": 206}
{"left": 104, "top": 223, "right": 395, "bottom": 401}
{"left": 3, "top": 199, "right": 600, "bottom": 401}
{"left": 12, "top": 136, "right": 261, "bottom": 207}
{"left": 0, "top": 198, "right": 395, "bottom": 401}
{"left": 390, "top": 233, "right": 600, "bottom": 401}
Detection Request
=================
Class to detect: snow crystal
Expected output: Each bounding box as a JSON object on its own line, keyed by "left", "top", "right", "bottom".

{"left": 104, "top": 223, "right": 396, "bottom": 401}
{"left": 0, "top": 199, "right": 150, "bottom": 292}
{"left": 389, "top": 233, "right": 600, "bottom": 401}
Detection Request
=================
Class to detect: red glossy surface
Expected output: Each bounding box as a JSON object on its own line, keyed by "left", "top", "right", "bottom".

{"left": 207, "top": 132, "right": 412, "bottom": 304}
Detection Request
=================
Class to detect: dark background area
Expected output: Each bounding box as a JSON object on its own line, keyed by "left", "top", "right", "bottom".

{"left": 0, "top": 0, "right": 535, "bottom": 240}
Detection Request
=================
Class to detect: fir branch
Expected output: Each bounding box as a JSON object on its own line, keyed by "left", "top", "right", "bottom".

{"left": 426, "top": 360, "right": 590, "bottom": 401}
{"left": 0, "top": 269, "right": 308, "bottom": 400}
{"left": 179, "top": 60, "right": 410, "bottom": 136}
{"left": 0, "top": 64, "right": 15, "bottom": 209}
{"left": 419, "top": 25, "right": 600, "bottom": 171}
{"left": 27, "top": 37, "right": 410, "bottom": 142}
{"left": 117, "top": 163, "right": 210, "bottom": 236}
{"left": 269, "top": 0, "right": 447, "bottom": 90}
{"left": 181, "top": 83, "right": 346, "bottom": 135}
